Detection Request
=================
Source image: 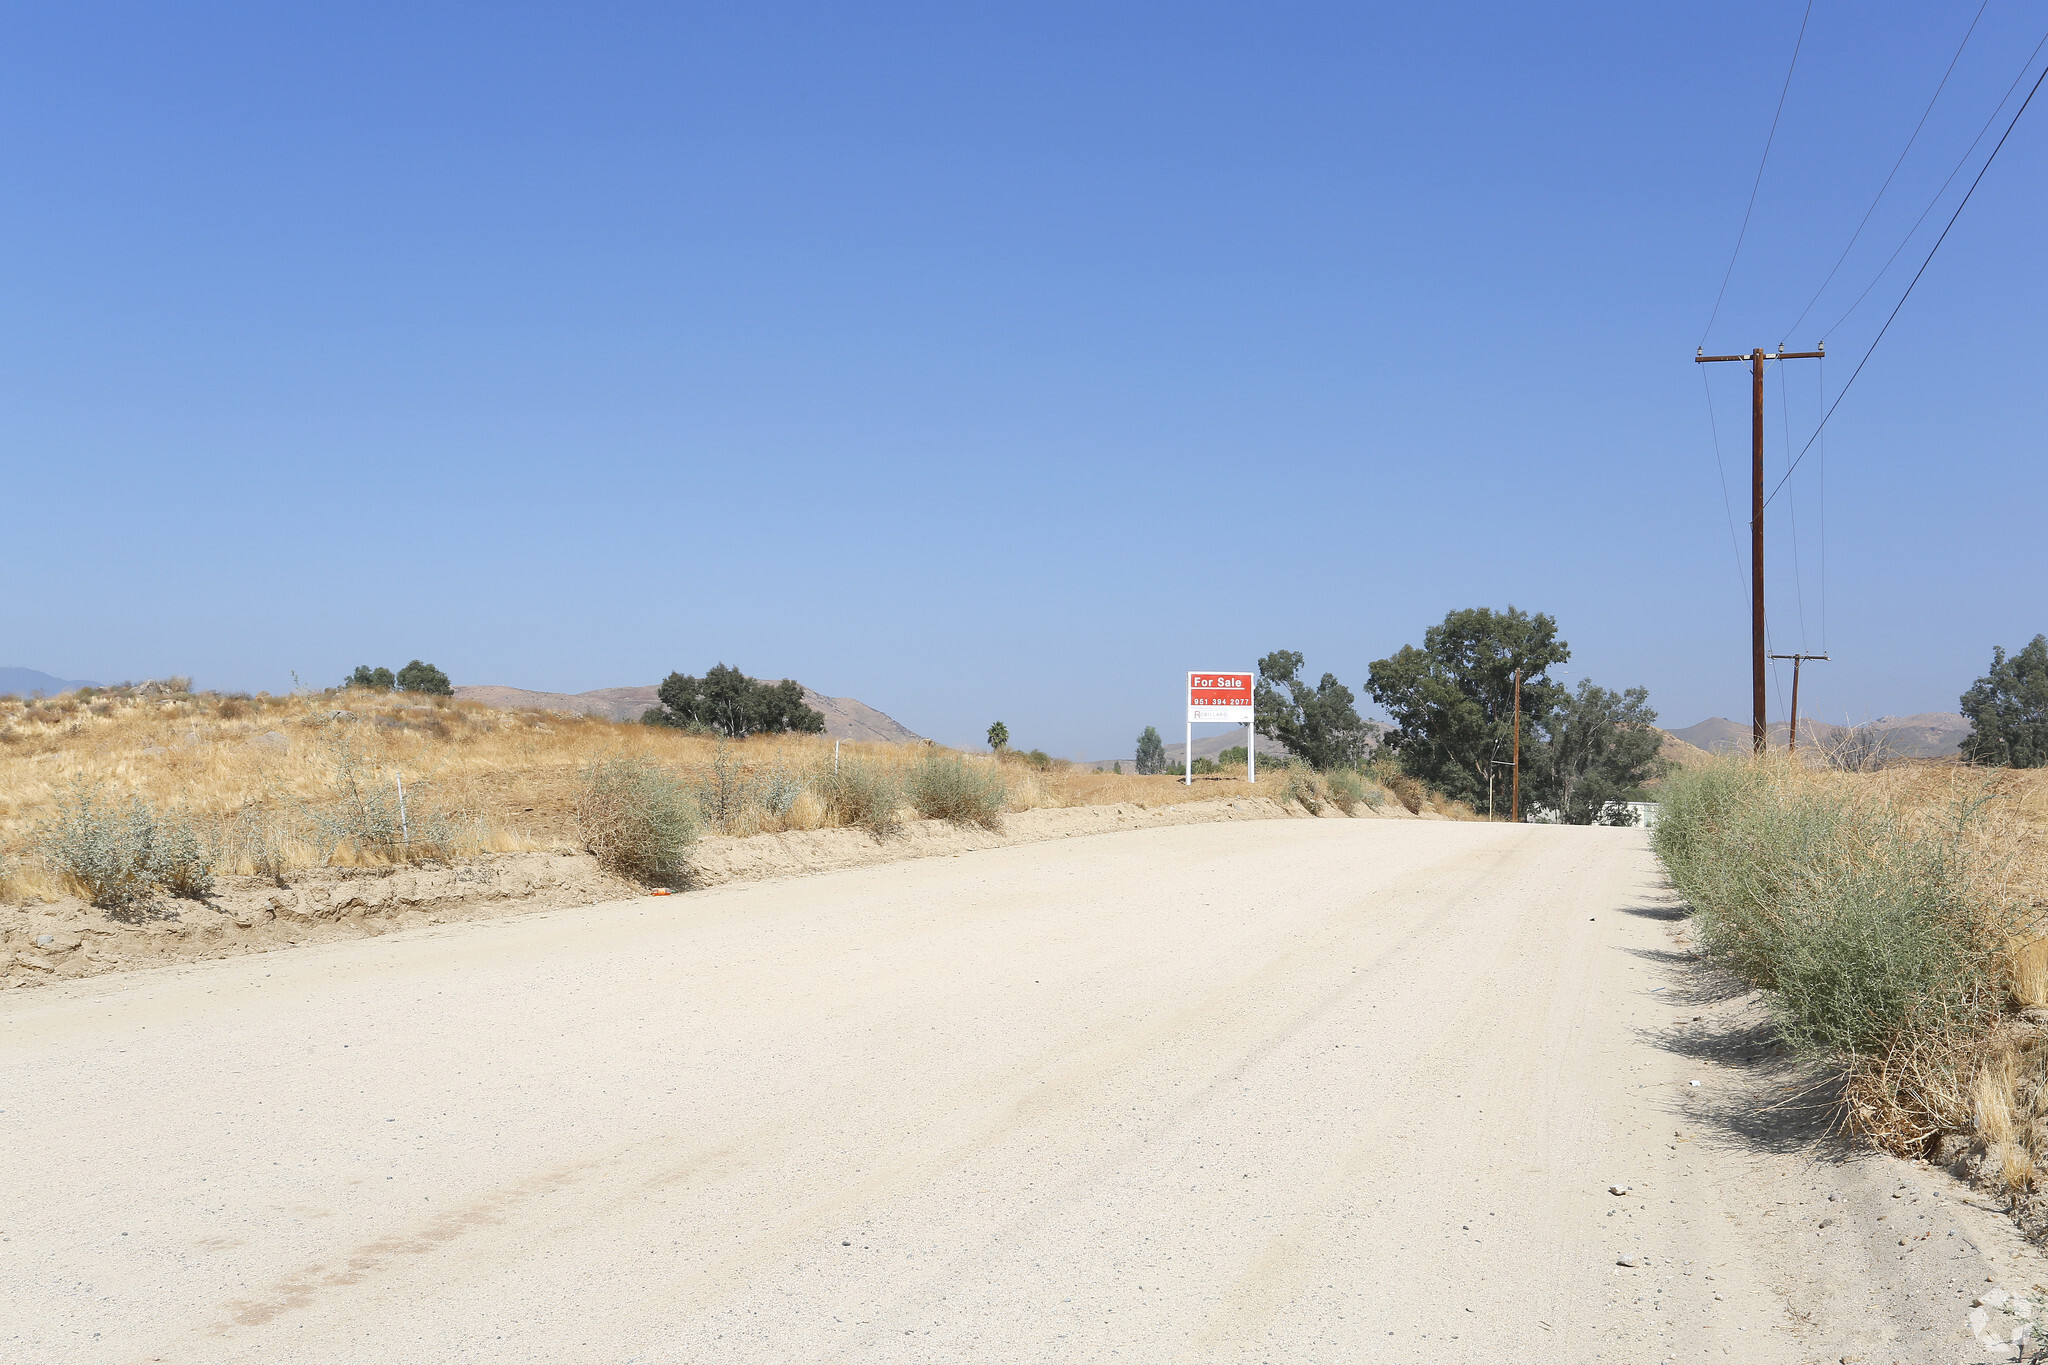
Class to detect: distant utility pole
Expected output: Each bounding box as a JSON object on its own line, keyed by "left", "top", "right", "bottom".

{"left": 1768, "top": 652, "right": 1829, "bottom": 756}
{"left": 1510, "top": 668, "right": 1522, "bottom": 824}
{"left": 1696, "top": 342, "right": 1824, "bottom": 755}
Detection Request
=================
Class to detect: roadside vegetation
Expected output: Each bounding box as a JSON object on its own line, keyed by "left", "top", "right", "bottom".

{"left": 574, "top": 756, "right": 698, "bottom": 883}
{"left": 1654, "top": 755, "right": 2048, "bottom": 1215}
{"left": 0, "top": 679, "right": 1463, "bottom": 911}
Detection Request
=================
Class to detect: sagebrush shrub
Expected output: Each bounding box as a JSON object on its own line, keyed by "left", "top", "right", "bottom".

{"left": 693, "top": 738, "right": 806, "bottom": 835}
{"left": 906, "top": 753, "right": 1006, "bottom": 830}
{"left": 1282, "top": 771, "right": 1324, "bottom": 814}
{"left": 1652, "top": 760, "right": 2001, "bottom": 1059}
{"left": 1324, "top": 768, "right": 1365, "bottom": 815}
{"left": 576, "top": 757, "right": 698, "bottom": 883}
{"left": 814, "top": 759, "right": 901, "bottom": 838}
{"left": 307, "top": 726, "right": 451, "bottom": 861}
{"left": 37, "top": 779, "right": 214, "bottom": 907}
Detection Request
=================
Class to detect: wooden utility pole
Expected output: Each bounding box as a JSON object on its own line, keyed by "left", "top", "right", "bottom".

{"left": 1768, "top": 652, "right": 1828, "bottom": 755}
{"left": 1696, "top": 342, "right": 1823, "bottom": 755}
{"left": 1510, "top": 668, "right": 1522, "bottom": 823}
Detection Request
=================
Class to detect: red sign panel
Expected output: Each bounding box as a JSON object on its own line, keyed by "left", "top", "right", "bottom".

{"left": 1188, "top": 671, "right": 1254, "bottom": 721}
{"left": 1188, "top": 672, "right": 1253, "bottom": 706}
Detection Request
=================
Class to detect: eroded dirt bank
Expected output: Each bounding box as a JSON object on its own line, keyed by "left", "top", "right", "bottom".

{"left": 1, "top": 794, "right": 1357, "bottom": 988}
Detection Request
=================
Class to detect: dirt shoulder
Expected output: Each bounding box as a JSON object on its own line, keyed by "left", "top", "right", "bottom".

{"left": 1, "top": 793, "right": 1394, "bottom": 989}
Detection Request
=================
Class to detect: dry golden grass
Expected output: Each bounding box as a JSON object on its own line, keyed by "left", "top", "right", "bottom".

{"left": 0, "top": 686, "right": 1406, "bottom": 903}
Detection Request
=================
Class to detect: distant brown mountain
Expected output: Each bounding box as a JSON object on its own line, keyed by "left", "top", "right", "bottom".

{"left": 453, "top": 683, "right": 925, "bottom": 745}
{"left": 1653, "top": 731, "right": 1714, "bottom": 771}
{"left": 1666, "top": 713, "right": 1968, "bottom": 760}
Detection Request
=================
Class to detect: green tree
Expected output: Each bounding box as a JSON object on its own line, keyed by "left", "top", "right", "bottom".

{"left": 395, "top": 660, "right": 453, "bottom": 696}
{"left": 1960, "top": 635, "right": 2048, "bottom": 768}
{"left": 345, "top": 665, "right": 396, "bottom": 691}
{"left": 1254, "top": 650, "right": 1370, "bottom": 770}
{"left": 1366, "top": 606, "right": 1569, "bottom": 808}
{"left": 649, "top": 664, "right": 826, "bottom": 738}
{"left": 1537, "top": 680, "right": 1664, "bottom": 824}
{"left": 750, "top": 677, "right": 828, "bottom": 735}
{"left": 986, "top": 720, "right": 1009, "bottom": 751}
{"left": 1134, "top": 726, "right": 1167, "bottom": 775}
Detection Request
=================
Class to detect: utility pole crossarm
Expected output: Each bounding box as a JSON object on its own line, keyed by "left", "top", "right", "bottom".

{"left": 1695, "top": 348, "right": 1824, "bottom": 363}
{"left": 1694, "top": 342, "right": 1825, "bottom": 755}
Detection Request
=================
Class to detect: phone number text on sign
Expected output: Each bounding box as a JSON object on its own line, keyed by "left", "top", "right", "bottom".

{"left": 1188, "top": 671, "right": 1254, "bottom": 721}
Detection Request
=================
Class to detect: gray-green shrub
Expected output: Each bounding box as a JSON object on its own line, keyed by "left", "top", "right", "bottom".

{"left": 576, "top": 756, "right": 698, "bottom": 883}
{"left": 1324, "top": 768, "right": 1366, "bottom": 815}
{"left": 1652, "top": 760, "right": 1999, "bottom": 1058}
{"left": 307, "top": 725, "right": 451, "bottom": 861}
{"left": 814, "top": 759, "right": 901, "bottom": 838}
{"left": 693, "top": 738, "right": 807, "bottom": 835}
{"left": 906, "top": 752, "right": 1006, "bottom": 830}
{"left": 1282, "top": 771, "right": 1324, "bottom": 814}
{"left": 37, "top": 779, "right": 214, "bottom": 907}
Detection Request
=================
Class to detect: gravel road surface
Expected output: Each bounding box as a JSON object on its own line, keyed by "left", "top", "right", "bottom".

{"left": 3, "top": 819, "right": 2040, "bottom": 1362}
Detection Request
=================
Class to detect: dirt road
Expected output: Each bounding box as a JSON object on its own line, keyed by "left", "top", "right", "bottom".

{"left": 3, "top": 820, "right": 2038, "bottom": 1362}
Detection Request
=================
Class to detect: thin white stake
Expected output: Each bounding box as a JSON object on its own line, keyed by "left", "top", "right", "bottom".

{"left": 396, "top": 773, "right": 409, "bottom": 846}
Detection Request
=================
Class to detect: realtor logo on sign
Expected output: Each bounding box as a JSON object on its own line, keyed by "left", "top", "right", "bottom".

{"left": 1183, "top": 670, "right": 1257, "bottom": 785}
{"left": 1188, "top": 672, "right": 1254, "bottom": 722}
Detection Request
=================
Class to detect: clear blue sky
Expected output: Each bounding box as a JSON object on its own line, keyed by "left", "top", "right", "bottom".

{"left": 5, "top": 2, "right": 2043, "bottom": 756}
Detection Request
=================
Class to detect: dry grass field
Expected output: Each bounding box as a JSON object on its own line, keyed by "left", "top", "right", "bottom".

{"left": 0, "top": 684, "right": 1463, "bottom": 906}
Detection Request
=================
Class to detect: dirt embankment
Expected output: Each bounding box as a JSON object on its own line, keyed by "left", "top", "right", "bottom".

{"left": 3, "top": 794, "right": 1407, "bottom": 989}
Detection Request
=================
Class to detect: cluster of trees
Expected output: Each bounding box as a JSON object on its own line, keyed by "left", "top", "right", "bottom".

{"left": 1960, "top": 634, "right": 2048, "bottom": 768}
{"left": 1255, "top": 650, "right": 1373, "bottom": 769}
{"left": 1364, "top": 607, "right": 1661, "bottom": 823}
{"left": 1120, "top": 607, "right": 1657, "bottom": 822}
{"left": 642, "top": 663, "right": 825, "bottom": 738}
{"left": 342, "top": 661, "right": 452, "bottom": 696}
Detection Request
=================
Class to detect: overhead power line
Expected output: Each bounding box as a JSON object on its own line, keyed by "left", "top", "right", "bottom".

{"left": 1782, "top": 0, "right": 1988, "bottom": 340}
{"left": 1820, "top": 25, "right": 2048, "bottom": 342}
{"left": 1698, "top": 0, "right": 1815, "bottom": 349}
{"left": 1766, "top": 53, "right": 2048, "bottom": 509}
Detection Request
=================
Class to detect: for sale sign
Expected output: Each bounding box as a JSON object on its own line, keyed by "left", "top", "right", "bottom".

{"left": 1188, "top": 671, "right": 1254, "bottom": 723}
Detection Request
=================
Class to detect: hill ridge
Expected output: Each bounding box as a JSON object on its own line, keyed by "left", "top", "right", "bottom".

{"left": 1667, "top": 712, "right": 1967, "bottom": 759}
{"left": 452, "top": 682, "right": 924, "bottom": 745}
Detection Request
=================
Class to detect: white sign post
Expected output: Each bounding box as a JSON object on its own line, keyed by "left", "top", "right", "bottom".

{"left": 1186, "top": 671, "right": 1256, "bottom": 786}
